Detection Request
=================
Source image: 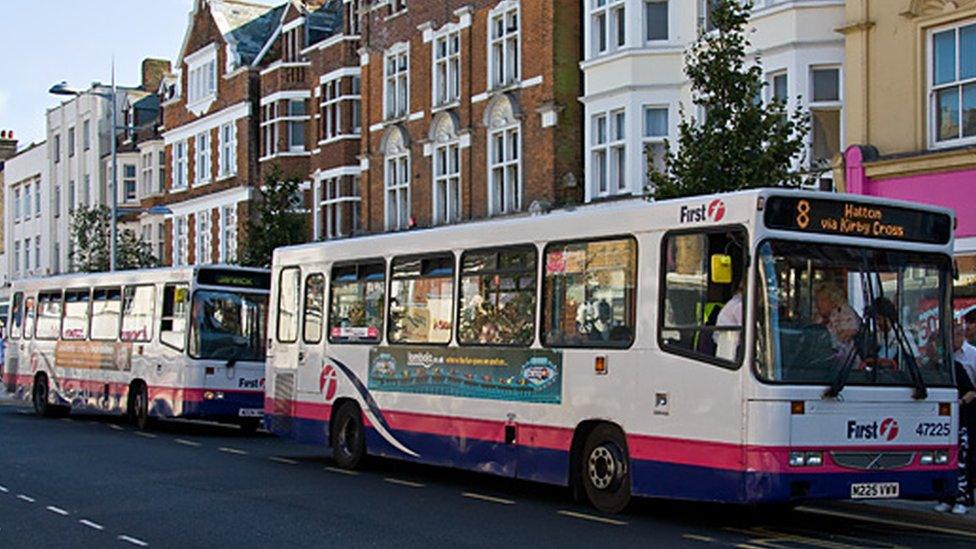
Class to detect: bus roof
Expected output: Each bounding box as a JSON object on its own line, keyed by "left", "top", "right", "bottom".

{"left": 8, "top": 264, "right": 270, "bottom": 292}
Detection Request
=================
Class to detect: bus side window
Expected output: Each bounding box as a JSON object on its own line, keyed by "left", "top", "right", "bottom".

{"left": 660, "top": 229, "right": 746, "bottom": 366}
{"left": 35, "top": 291, "right": 64, "bottom": 340}
{"left": 161, "top": 284, "right": 188, "bottom": 350}
{"left": 62, "top": 290, "right": 91, "bottom": 340}
{"left": 277, "top": 268, "right": 301, "bottom": 343}
{"left": 542, "top": 237, "right": 637, "bottom": 348}
{"left": 9, "top": 292, "right": 24, "bottom": 340}
{"left": 329, "top": 261, "right": 385, "bottom": 344}
{"left": 122, "top": 286, "right": 156, "bottom": 342}
{"left": 91, "top": 288, "right": 122, "bottom": 341}
{"left": 23, "top": 296, "right": 36, "bottom": 340}
{"left": 303, "top": 273, "right": 325, "bottom": 344}
{"left": 458, "top": 246, "right": 537, "bottom": 347}
{"left": 389, "top": 254, "right": 455, "bottom": 345}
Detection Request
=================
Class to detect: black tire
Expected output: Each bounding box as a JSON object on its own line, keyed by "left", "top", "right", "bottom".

{"left": 578, "top": 424, "right": 632, "bottom": 514}
{"left": 128, "top": 383, "right": 149, "bottom": 430}
{"left": 239, "top": 418, "right": 261, "bottom": 436}
{"left": 32, "top": 375, "right": 50, "bottom": 417}
{"left": 331, "top": 402, "right": 366, "bottom": 469}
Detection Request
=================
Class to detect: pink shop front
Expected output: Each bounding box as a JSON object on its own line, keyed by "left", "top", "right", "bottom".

{"left": 843, "top": 144, "right": 976, "bottom": 314}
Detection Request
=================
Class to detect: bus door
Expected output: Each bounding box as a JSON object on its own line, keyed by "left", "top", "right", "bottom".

{"left": 296, "top": 271, "right": 327, "bottom": 400}
{"left": 269, "top": 266, "right": 304, "bottom": 419}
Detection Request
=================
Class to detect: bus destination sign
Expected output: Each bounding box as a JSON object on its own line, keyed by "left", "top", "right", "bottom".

{"left": 764, "top": 196, "right": 952, "bottom": 245}
{"left": 197, "top": 268, "right": 271, "bottom": 290}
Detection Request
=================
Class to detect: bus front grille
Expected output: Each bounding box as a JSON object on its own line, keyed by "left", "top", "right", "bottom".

{"left": 830, "top": 452, "right": 915, "bottom": 470}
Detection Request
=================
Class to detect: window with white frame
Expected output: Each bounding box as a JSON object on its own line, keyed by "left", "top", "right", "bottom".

{"left": 82, "top": 174, "right": 90, "bottom": 206}
{"left": 174, "top": 215, "right": 188, "bottom": 266}
{"left": 346, "top": 0, "right": 361, "bottom": 35}
{"left": 352, "top": 77, "right": 362, "bottom": 133}
{"left": 54, "top": 134, "right": 61, "bottom": 163}
{"left": 173, "top": 140, "right": 188, "bottom": 190}
{"left": 591, "top": 109, "right": 627, "bottom": 197}
{"left": 123, "top": 164, "right": 137, "bottom": 202}
{"left": 195, "top": 210, "right": 212, "bottom": 265}
{"left": 389, "top": 0, "right": 407, "bottom": 16}
{"left": 156, "top": 224, "right": 165, "bottom": 263}
{"left": 809, "top": 66, "right": 842, "bottom": 168}
{"left": 68, "top": 127, "right": 75, "bottom": 158}
{"left": 931, "top": 21, "right": 976, "bottom": 145}
{"left": 433, "top": 31, "right": 461, "bottom": 107}
{"left": 24, "top": 238, "right": 30, "bottom": 274}
{"left": 220, "top": 205, "right": 238, "bottom": 263}
{"left": 187, "top": 49, "right": 217, "bottom": 105}
{"left": 701, "top": 0, "right": 719, "bottom": 33}
{"left": 768, "top": 70, "right": 788, "bottom": 103}
{"left": 645, "top": 0, "right": 668, "bottom": 42}
{"left": 489, "top": 3, "right": 520, "bottom": 88}
{"left": 158, "top": 150, "right": 166, "bottom": 191}
{"left": 14, "top": 241, "right": 20, "bottom": 276}
{"left": 431, "top": 115, "right": 461, "bottom": 225}
{"left": 195, "top": 131, "right": 211, "bottom": 184}
{"left": 263, "top": 103, "right": 278, "bottom": 157}
{"left": 282, "top": 26, "right": 304, "bottom": 63}
{"left": 643, "top": 106, "right": 669, "bottom": 181}
{"left": 141, "top": 151, "right": 153, "bottom": 195}
{"left": 53, "top": 242, "right": 60, "bottom": 274}
{"left": 219, "top": 122, "right": 237, "bottom": 177}
{"left": 35, "top": 238, "right": 40, "bottom": 270}
{"left": 319, "top": 176, "right": 361, "bottom": 240}
{"left": 83, "top": 119, "right": 91, "bottom": 151}
{"left": 288, "top": 100, "right": 307, "bottom": 151}
{"left": 384, "top": 48, "right": 409, "bottom": 119}
{"left": 384, "top": 129, "right": 411, "bottom": 231}
{"left": 591, "top": 0, "right": 625, "bottom": 55}
{"left": 321, "top": 80, "right": 340, "bottom": 140}
{"left": 68, "top": 180, "right": 75, "bottom": 213}
{"left": 487, "top": 97, "right": 521, "bottom": 215}
{"left": 23, "top": 185, "right": 30, "bottom": 220}
{"left": 34, "top": 181, "right": 41, "bottom": 215}
{"left": 54, "top": 185, "right": 61, "bottom": 218}
{"left": 13, "top": 188, "right": 19, "bottom": 222}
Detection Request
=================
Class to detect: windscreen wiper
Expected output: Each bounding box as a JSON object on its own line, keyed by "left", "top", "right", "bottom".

{"left": 823, "top": 325, "right": 866, "bottom": 399}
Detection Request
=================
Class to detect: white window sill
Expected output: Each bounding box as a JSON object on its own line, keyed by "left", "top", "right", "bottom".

{"left": 317, "top": 134, "right": 361, "bottom": 146}
{"left": 431, "top": 100, "right": 461, "bottom": 114}
{"left": 169, "top": 187, "right": 189, "bottom": 195}
{"left": 216, "top": 172, "right": 237, "bottom": 183}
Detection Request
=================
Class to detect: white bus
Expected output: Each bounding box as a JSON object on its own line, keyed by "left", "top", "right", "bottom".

{"left": 3, "top": 266, "right": 270, "bottom": 432}
{"left": 265, "top": 190, "right": 958, "bottom": 512}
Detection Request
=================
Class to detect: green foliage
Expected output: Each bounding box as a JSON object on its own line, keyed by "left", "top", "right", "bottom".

{"left": 647, "top": 0, "right": 810, "bottom": 200}
{"left": 240, "top": 165, "right": 308, "bottom": 268}
{"left": 69, "top": 205, "right": 158, "bottom": 272}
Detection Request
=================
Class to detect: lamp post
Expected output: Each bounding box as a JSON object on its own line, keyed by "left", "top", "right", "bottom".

{"left": 50, "top": 73, "right": 120, "bottom": 271}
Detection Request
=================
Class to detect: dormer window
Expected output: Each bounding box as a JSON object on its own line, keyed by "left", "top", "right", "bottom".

{"left": 186, "top": 44, "right": 218, "bottom": 110}
{"left": 283, "top": 26, "right": 305, "bottom": 62}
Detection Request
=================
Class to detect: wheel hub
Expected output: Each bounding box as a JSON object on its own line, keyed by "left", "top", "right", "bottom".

{"left": 588, "top": 444, "right": 620, "bottom": 490}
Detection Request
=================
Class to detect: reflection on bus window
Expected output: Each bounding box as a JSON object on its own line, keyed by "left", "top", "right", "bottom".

{"left": 459, "top": 246, "right": 536, "bottom": 346}
{"left": 329, "top": 262, "right": 385, "bottom": 344}
{"left": 23, "top": 296, "right": 36, "bottom": 340}
{"left": 277, "top": 268, "right": 301, "bottom": 343}
{"left": 303, "top": 274, "right": 325, "bottom": 344}
{"left": 755, "top": 241, "right": 953, "bottom": 387}
{"left": 35, "top": 291, "right": 63, "bottom": 340}
{"left": 62, "top": 289, "right": 91, "bottom": 340}
{"left": 91, "top": 288, "right": 122, "bottom": 341}
{"left": 661, "top": 230, "right": 746, "bottom": 364}
{"left": 543, "top": 238, "right": 636, "bottom": 348}
{"left": 10, "top": 292, "right": 24, "bottom": 340}
{"left": 121, "top": 286, "right": 156, "bottom": 342}
{"left": 161, "top": 284, "right": 189, "bottom": 350}
{"left": 389, "top": 255, "right": 454, "bottom": 344}
{"left": 189, "top": 290, "right": 268, "bottom": 362}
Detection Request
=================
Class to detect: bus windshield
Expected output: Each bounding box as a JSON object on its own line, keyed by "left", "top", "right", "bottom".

{"left": 755, "top": 240, "right": 953, "bottom": 387}
{"left": 189, "top": 290, "right": 268, "bottom": 362}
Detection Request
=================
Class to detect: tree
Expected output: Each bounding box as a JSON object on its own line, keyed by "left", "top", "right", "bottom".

{"left": 240, "top": 166, "right": 309, "bottom": 268}
{"left": 647, "top": 0, "right": 810, "bottom": 200}
{"left": 69, "top": 205, "right": 157, "bottom": 272}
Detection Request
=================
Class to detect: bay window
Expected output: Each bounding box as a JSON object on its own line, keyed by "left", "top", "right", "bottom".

{"left": 931, "top": 21, "right": 976, "bottom": 146}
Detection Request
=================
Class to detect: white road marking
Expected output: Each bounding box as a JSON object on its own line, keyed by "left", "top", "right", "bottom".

{"left": 46, "top": 505, "right": 69, "bottom": 516}
{"left": 269, "top": 457, "right": 298, "bottom": 465}
{"left": 796, "top": 506, "right": 976, "bottom": 540}
{"left": 324, "top": 466, "right": 359, "bottom": 476}
{"left": 462, "top": 492, "right": 515, "bottom": 505}
{"left": 175, "top": 439, "right": 201, "bottom": 447}
{"left": 134, "top": 432, "right": 157, "bottom": 438}
{"left": 557, "top": 510, "right": 627, "bottom": 526}
{"left": 0, "top": 485, "right": 8, "bottom": 493}
{"left": 218, "top": 447, "right": 248, "bottom": 455}
{"left": 18, "top": 410, "right": 32, "bottom": 416}
{"left": 79, "top": 519, "right": 104, "bottom": 531}
{"left": 384, "top": 478, "right": 424, "bottom": 488}
{"left": 109, "top": 424, "right": 125, "bottom": 431}
{"left": 683, "top": 534, "right": 716, "bottom": 543}
{"left": 118, "top": 535, "right": 149, "bottom": 547}
{"left": 16, "top": 494, "right": 35, "bottom": 503}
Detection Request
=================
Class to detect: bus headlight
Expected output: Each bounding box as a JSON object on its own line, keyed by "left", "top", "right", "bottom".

{"left": 789, "top": 451, "right": 806, "bottom": 467}
{"left": 935, "top": 450, "right": 950, "bottom": 465}
{"left": 920, "top": 452, "right": 934, "bottom": 465}
{"left": 204, "top": 391, "right": 215, "bottom": 401}
{"left": 805, "top": 452, "right": 823, "bottom": 467}
{"left": 789, "top": 451, "right": 823, "bottom": 467}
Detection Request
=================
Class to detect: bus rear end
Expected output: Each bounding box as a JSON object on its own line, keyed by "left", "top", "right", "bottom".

{"left": 746, "top": 194, "right": 957, "bottom": 503}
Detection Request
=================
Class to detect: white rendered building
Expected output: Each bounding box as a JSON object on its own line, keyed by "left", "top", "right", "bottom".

{"left": 581, "top": 0, "right": 845, "bottom": 202}
{"left": 4, "top": 142, "right": 49, "bottom": 280}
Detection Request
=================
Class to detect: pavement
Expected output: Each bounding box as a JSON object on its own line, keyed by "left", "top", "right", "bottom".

{"left": 2, "top": 394, "right": 976, "bottom": 548}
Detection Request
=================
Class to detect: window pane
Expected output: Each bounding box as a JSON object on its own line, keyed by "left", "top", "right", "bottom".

{"left": 389, "top": 255, "right": 455, "bottom": 344}
{"left": 812, "top": 68, "right": 839, "bottom": 102}
{"left": 161, "top": 284, "right": 189, "bottom": 350}
{"left": 542, "top": 238, "right": 636, "bottom": 347}
{"left": 10, "top": 293, "right": 23, "bottom": 340}
{"left": 459, "top": 247, "right": 537, "bottom": 346}
{"left": 811, "top": 108, "right": 841, "bottom": 164}
{"left": 934, "top": 29, "right": 956, "bottom": 85}
{"left": 277, "top": 267, "right": 301, "bottom": 343}
{"left": 23, "top": 297, "right": 35, "bottom": 340}
{"left": 329, "top": 262, "right": 385, "bottom": 343}
{"left": 62, "top": 290, "right": 90, "bottom": 340}
{"left": 964, "top": 83, "right": 976, "bottom": 138}
{"left": 91, "top": 288, "right": 122, "bottom": 341}
{"left": 122, "top": 285, "right": 155, "bottom": 342}
{"left": 773, "top": 73, "right": 788, "bottom": 102}
{"left": 35, "top": 292, "right": 63, "bottom": 340}
{"left": 645, "top": 0, "right": 668, "bottom": 41}
{"left": 937, "top": 87, "right": 960, "bottom": 141}
{"left": 643, "top": 107, "right": 668, "bottom": 137}
{"left": 303, "top": 274, "right": 325, "bottom": 343}
{"left": 962, "top": 24, "right": 976, "bottom": 80}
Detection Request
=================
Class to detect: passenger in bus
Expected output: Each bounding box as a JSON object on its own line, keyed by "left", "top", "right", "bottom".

{"left": 936, "top": 324, "right": 976, "bottom": 515}
{"left": 814, "top": 282, "right": 861, "bottom": 358}
{"left": 713, "top": 277, "right": 743, "bottom": 361}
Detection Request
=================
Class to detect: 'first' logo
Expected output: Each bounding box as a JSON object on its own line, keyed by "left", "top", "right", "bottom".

{"left": 680, "top": 199, "right": 726, "bottom": 223}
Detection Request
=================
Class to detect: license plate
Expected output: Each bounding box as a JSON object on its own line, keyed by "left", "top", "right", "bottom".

{"left": 850, "top": 482, "right": 899, "bottom": 499}
{"left": 238, "top": 408, "right": 264, "bottom": 418}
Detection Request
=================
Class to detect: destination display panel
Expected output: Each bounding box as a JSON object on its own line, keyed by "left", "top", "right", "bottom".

{"left": 197, "top": 268, "right": 271, "bottom": 289}
{"left": 764, "top": 196, "right": 952, "bottom": 245}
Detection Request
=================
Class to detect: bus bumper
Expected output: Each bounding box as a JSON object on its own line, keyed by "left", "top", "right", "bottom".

{"left": 178, "top": 389, "right": 265, "bottom": 421}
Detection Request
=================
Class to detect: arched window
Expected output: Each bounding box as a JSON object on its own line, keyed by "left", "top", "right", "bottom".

{"left": 383, "top": 126, "right": 411, "bottom": 231}
{"left": 484, "top": 94, "right": 521, "bottom": 216}
{"left": 431, "top": 113, "right": 461, "bottom": 225}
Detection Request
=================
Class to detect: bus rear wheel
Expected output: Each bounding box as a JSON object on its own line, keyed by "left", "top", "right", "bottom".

{"left": 331, "top": 402, "right": 365, "bottom": 470}
{"left": 128, "top": 383, "right": 150, "bottom": 430}
{"left": 32, "top": 375, "right": 50, "bottom": 417}
{"left": 578, "top": 424, "right": 632, "bottom": 514}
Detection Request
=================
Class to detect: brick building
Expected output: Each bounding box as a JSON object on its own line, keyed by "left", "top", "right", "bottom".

{"left": 358, "top": 0, "right": 582, "bottom": 234}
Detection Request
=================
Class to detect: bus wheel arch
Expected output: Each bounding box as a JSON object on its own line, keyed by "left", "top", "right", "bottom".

{"left": 127, "top": 380, "right": 150, "bottom": 430}
{"left": 329, "top": 399, "right": 366, "bottom": 470}
{"left": 570, "top": 420, "right": 632, "bottom": 514}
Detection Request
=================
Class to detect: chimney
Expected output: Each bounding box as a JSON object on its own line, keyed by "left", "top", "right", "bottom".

{"left": 141, "top": 58, "right": 172, "bottom": 93}
{"left": 0, "top": 130, "right": 18, "bottom": 162}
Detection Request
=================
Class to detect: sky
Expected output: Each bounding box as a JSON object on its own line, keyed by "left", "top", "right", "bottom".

{"left": 0, "top": 0, "right": 195, "bottom": 148}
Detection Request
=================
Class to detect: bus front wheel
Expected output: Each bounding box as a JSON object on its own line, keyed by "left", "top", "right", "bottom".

{"left": 331, "top": 402, "right": 365, "bottom": 470}
{"left": 579, "top": 424, "right": 632, "bottom": 514}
